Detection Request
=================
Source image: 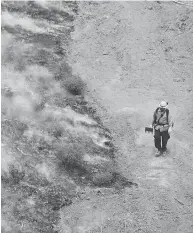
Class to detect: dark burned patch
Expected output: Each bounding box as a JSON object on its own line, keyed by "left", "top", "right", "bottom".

{"left": 2, "top": 87, "right": 14, "bottom": 98}
{"left": 66, "top": 83, "right": 84, "bottom": 96}
{"left": 59, "top": 159, "right": 88, "bottom": 177}
{"left": 34, "top": 102, "right": 45, "bottom": 112}
{"left": 92, "top": 172, "right": 138, "bottom": 189}
{"left": 57, "top": 159, "right": 138, "bottom": 190}
{"left": 113, "top": 173, "right": 138, "bottom": 188}
{"left": 2, "top": 25, "right": 65, "bottom": 50}
{"left": 57, "top": 160, "right": 90, "bottom": 186}
{"left": 64, "top": 78, "right": 86, "bottom": 96}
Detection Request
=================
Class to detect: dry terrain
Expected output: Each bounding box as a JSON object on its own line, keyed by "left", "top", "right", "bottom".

{"left": 1, "top": 1, "right": 193, "bottom": 233}
{"left": 61, "top": 1, "right": 193, "bottom": 233}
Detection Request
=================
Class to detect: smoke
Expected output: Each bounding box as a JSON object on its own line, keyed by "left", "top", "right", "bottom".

{"left": 2, "top": 32, "right": 66, "bottom": 121}
{"left": 2, "top": 10, "right": 48, "bottom": 34}
{"left": 35, "top": 163, "right": 52, "bottom": 181}
{"left": 1, "top": 2, "right": 90, "bottom": 186}
{"left": 1, "top": 146, "right": 15, "bottom": 174}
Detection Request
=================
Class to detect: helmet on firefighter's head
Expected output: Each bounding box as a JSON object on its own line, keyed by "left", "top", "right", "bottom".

{"left": 159, "top": 101, "right": 168, "bottom": 108}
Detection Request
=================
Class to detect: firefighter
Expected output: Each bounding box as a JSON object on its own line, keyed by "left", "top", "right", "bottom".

{"left": 152, "top": 101, "right": 174, "bottom": 156}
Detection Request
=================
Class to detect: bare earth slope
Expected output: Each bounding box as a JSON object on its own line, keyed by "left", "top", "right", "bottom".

{"left": 61, "top": 2, "right": 193, "bottom": 232}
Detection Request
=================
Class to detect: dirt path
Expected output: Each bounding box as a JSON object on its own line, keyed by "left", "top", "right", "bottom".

{"left": 61, "top": 2, "right": 193, "bottom": 232}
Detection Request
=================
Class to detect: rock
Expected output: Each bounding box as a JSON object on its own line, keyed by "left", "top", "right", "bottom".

{"left": 165, "top": 47, "right": 172, "bottom": 52}
{"left": 187, "top": 88, "right": 192, "bottom": 92}
{"left": 93, "top": 204, "right": 97, "bottom": 209}
{"left": 173, "top": 78, "right": 181, "bottom": 82}
{"left": 93, "top": 168, "right": 99, "bottom": 173}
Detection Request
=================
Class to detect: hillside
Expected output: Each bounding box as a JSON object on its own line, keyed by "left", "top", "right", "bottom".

{"left": 62, "top": 1, "right": 193, "bottom": 232}
{"left": 1, "top": 1, "right": 193, "bottom": 233}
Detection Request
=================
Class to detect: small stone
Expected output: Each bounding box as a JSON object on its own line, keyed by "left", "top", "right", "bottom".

{"left": 187, "top": 88, "right": 192, "bottom": 92}
{"left": 173, "top": 78, "right": 181, "bottom": 82}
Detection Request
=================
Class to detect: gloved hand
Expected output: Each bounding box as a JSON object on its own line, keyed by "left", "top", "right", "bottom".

{"left": 150, "top": 125, "right": 155, "bottom": 134}
{"left": 168, "top": 127, "right": 172, "bottom": 135}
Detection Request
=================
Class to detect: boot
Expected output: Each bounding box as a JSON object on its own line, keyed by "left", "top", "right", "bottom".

{"left": 162, "top": 147, "right": 167, "bottom": 156}
{"left": 155, "top": 149, "right": 162, "bottom": 157}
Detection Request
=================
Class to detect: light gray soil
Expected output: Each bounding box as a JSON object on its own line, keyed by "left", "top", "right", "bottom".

{"left": 60, "top": 2, "right": 193, "bottom": 232}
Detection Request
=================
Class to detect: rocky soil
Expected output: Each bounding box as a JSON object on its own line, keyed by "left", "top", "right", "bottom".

{"left": 60, "top": 1, "right": 193, "bottom": 233}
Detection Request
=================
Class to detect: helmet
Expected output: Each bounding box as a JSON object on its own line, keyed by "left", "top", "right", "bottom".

{"left": 159, "top": 101, "right": 168, "bottom": 108}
